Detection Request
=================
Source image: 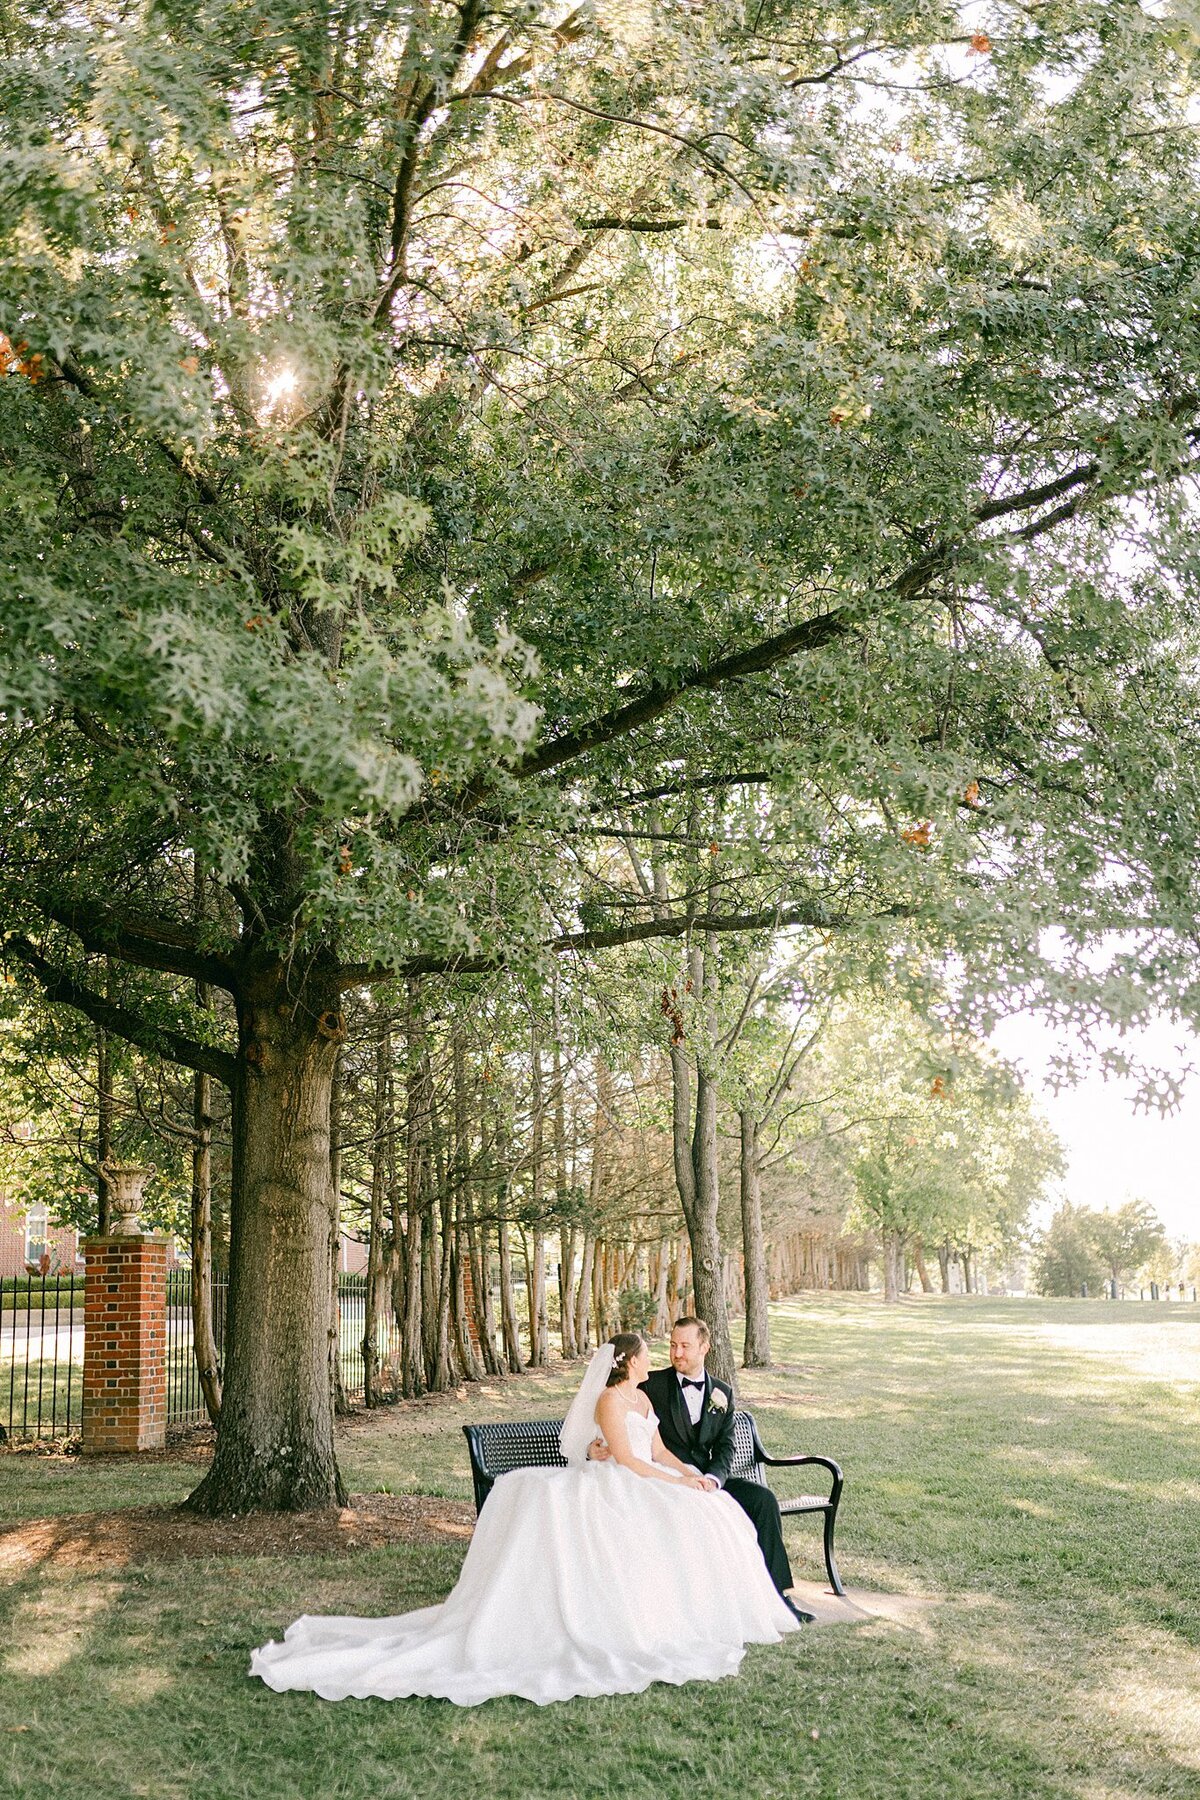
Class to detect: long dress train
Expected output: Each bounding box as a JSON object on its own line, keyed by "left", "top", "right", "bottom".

{"left": 249, "top": 1408, "right": 799, "bottom": 1705}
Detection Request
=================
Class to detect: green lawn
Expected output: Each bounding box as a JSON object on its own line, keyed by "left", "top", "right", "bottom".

{"left": 1, "top": 1294, "right": 1198, "bottom": 1800}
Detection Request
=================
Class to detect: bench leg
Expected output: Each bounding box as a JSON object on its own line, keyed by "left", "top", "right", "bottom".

{"left": 823, "top": 1506, "right": 846, "bottom": 1597}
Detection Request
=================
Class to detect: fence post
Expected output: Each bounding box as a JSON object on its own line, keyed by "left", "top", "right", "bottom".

{"left": 81, "top": 1235, "right": 168, "bottom": 1453}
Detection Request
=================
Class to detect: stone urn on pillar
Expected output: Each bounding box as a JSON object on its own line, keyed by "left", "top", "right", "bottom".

{"left": 100, "top": 1161, "right": 157, "bottom": 1235}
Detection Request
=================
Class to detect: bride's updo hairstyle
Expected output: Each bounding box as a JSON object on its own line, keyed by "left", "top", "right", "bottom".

{"left": 605, "top": 1332, "right": 646, "bottom": 1387}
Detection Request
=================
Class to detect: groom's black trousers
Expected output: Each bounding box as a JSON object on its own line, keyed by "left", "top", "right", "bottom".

{"left": 722, "top": 1478, "right": 794, "bottom": 1595}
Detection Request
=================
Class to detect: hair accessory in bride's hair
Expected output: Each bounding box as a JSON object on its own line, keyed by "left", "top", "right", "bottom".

{"left": 558, "top": 1344, "right": 617, "bottom": 1466}
{"left": 605, "top": 1330, "right": 645, "bottom": 1387}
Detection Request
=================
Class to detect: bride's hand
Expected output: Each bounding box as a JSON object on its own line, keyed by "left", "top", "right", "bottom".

{"left": 682, "top": 1474, "right": 711, "bottom": 1492}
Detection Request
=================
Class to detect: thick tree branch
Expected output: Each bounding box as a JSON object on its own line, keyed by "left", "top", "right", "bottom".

{"left": 576, "top": 216, "right": 695, "bottom": 232}
{"left": 458, "top": 5, "right": 590, "bottom": 99}
{"left": 50, "top": 351, "right": 224, "bottom": 508}
{"left": 31, "top": 892, "right": 239, "bottom": 992}
{"left": 462, "top": 89, "right": 761, "bottom": 209}
{"left": 3, "top": 937, "right": 238, "bottom": 1085}
{"left": 974, "top": 461, "right": 1098, "bottom": 526}
{"left": 513, "top": 608, "right": 854, "bottom": 782}
{"left": 374, "top": 1, "right": 486, "bottom": 325}
{"left": 423, "top": 441, "right": 1166, "bottom": 833}
{"left": 614, "top": 771, "right": 772, "bottom": 807}
{"left": 338, "top": 899, "right": 907, "bottom": 986}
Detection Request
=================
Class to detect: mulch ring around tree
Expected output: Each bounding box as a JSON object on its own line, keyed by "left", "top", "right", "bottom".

{"left": 0, "top": 1492, "right": 477, "bottom": 1573}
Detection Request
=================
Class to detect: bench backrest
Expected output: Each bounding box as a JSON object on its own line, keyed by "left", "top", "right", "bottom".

{"left": 463, "top": 1409, "right": 765, "bottom": 1513}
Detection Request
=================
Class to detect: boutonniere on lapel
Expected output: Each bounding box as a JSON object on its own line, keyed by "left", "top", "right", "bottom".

{"left": 706, "top": 1389, "right": 729, "bottom": 1416}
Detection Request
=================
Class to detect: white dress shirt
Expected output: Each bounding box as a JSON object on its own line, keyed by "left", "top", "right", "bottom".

{"left": 678, "top": 1373, "right": 705, "bottom": 1426}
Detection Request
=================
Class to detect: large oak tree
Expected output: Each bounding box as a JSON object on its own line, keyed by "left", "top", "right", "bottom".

{"left": 3, "top": 1, "right": 1200, "bottom": 1505}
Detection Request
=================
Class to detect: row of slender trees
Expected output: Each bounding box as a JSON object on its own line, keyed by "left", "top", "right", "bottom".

{"left": 4, "top": 941, "right": 1052, "bottom": 1430}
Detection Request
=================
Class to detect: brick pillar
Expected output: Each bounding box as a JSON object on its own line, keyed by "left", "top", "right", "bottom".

{"left": 460, "top": 1255, "right": 482, "bottom": 1355}
{"left": 82, "top": 1235, "right": 168, "bottom": 1452}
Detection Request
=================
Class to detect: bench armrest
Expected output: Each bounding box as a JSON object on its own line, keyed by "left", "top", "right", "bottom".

{"left": 752, "top": 1443, "right": 847, "bottom": 1597}
{"left": 756, "top": 1451, "right": 843, "bottom": 1484}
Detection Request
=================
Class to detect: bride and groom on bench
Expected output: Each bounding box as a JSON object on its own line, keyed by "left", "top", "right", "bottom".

{"left": 584, "top": 1316, "right": 814, "bottom": 1626}
{"left": 251, "top": 1317, "right": 829, "bottom": 1707}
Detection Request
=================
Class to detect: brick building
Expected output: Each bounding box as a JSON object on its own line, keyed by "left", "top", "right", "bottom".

{"left": 0, "top": 1194, "right": 83, "bottom": 1278}
{"left": 1, "top": 1190, "right": 363, "bottom": 1280}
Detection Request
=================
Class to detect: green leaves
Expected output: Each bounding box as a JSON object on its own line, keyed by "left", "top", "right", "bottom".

{"left": 0, "top": 0, "right": 1199, "bottom": 1045}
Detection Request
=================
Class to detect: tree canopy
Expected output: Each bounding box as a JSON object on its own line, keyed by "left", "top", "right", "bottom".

{"left": 1034, "top": 1195, "right": 1169, "bottom": 1296}
{"left": 4, "top": 0, "right": 1200, "bottom": 1506}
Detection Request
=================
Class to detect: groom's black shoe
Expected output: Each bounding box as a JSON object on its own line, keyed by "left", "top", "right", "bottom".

{"left": 782, "top": 1596, "right": 816, "bottom": 1625}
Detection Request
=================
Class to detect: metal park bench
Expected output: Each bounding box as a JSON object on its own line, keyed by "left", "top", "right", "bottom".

{"left": 462, "top": 1408, "right": 846, "bottom": 1595}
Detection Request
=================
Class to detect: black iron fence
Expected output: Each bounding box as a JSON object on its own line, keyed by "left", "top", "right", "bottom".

{"left": 166, "top": 1269, "right": 228, "bottom": 1428}
{"left": 1, "top": 1272, "right": 84, "bottom": 1441}
{"left": 338, "top": 1272, "right": 404, "bottom": 1403}
{"left": 2, "top": 1268, "right": 399, "bottom": 1441}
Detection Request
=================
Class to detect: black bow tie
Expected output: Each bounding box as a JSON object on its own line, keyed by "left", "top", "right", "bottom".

{"left": 679, "top": 1377, "right": 705, "bottom": 1390}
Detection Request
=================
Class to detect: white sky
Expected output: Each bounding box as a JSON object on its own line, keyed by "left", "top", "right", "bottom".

{"left": 990, "top": 1010, "right": 1200, "bottom": 1243}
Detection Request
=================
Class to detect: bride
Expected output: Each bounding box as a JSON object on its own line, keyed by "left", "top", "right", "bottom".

{"left": 249, "top": 1331, "right": 800, "bottom": 1706}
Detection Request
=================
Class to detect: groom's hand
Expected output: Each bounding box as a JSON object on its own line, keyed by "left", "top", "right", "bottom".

{"left": 586, "top": 1437, "right": 612, "bottom": 1462}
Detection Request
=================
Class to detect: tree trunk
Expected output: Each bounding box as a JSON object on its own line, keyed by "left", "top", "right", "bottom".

{"left": 668, "top": 1237, "right": 689, "bottom": 1319}
{"left": 912, "top": 1239, "right": 934, "bottom": 1294}
{"left": 96, "top": 1022, "right": 113, "bottom": 1237}
{"left": 671, "top": 1036, "right": 736, "bottom": 1388}
{"left": 433, "top": 1182, "right": 455, "bottom": 1389}
{"left": 189, "top": 881, "right": 222, "bottom": 1427}
{"left": 883, "top": 1231, "right": 903, "bottom": 1304}
{"left": 419, "top": 1035, "right": 445, "bottom": 1388}
{"left": 478, "top": 1226, "right": 500, "bottom": 1369}
{"left": 191, "top": 1067, "right": 222, "bottom": 1425}
{"left": 689, "top": 1065, "right": 735, "bottom": 1385}
{"left": 420, "top": 1206, "right": 440, "bottom": 1384}
{"left": 401, "top": 1186, "right": 425, "bottom": 1396}
{"left": 186, "top": 959, "right": 347, "bottom": 1514}
{"left": 937, "top": 1241, "right": 951, "bottom": 1293}
{"left": 465, "top": 1135, "right": 502, "bottom": 1374}
{"left": 497, "top": 1216, "right": 524, "bottom": 1373}
{"left": 363, "top": 1020, "right": 389, "bottom": 1406}
{"left": 739, "top": 1109, "right": 771, "bottom": 1368}
{"left": 525, "top": 1229, "right": 548, "bottom": 1367}
{"left": 401, "top": 980, "right": 427, "bottom": 1397}
{"left": 449, "top": 1227, "right": 478, "bottom": 1380}
{"left": 591, "top": 1239, "right": 607, "bottom": 1345}
{"left": 559, "top": 1227, "right": 578, "bottom": 1358}
{"left": 576, "top": 1067, "right": 609, "bottom": 1354}
{"left": 526, "top": 1038, "right": 548, "bottom": 1366}
{"left": 329, "top": 1046, "right": 350, "bottom": 1416}
{"left": 553, "top": 1037, "right": 577, "bottom": 1357}
{"left": 574, "top": 1232, "right": 594, "bottom": 1353}
{"left": 389, "top": 1157, "right": 407, "bottom": 1360}
{"left": 652, "top": 1243, "right": 671, "bottom": 1336}
{"left": 449, "top": 1034, "right": 486, "bottom": 1379}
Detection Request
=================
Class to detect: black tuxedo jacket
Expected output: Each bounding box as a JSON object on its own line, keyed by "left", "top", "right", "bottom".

{"left": 640, "top": 1367, "right": 736, "bottom": 1489}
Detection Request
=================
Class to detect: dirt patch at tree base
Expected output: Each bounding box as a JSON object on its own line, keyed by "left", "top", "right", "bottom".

{"left": 0, "top": 1492, "right": 477, "bottom": 1572}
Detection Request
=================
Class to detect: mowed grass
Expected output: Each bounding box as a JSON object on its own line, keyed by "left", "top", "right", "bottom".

{"left": 1, "top": 1294, "right": 1198, "bottom": 1800}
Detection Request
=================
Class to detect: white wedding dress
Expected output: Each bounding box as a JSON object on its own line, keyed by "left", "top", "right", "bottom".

{"left": 249, "top": 1406, "right": 798, "bottom": 1706}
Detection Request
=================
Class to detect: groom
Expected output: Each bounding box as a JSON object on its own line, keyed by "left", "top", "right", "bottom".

{"left": 591, "top": 1316, "right": 813, "bottom": 1626}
